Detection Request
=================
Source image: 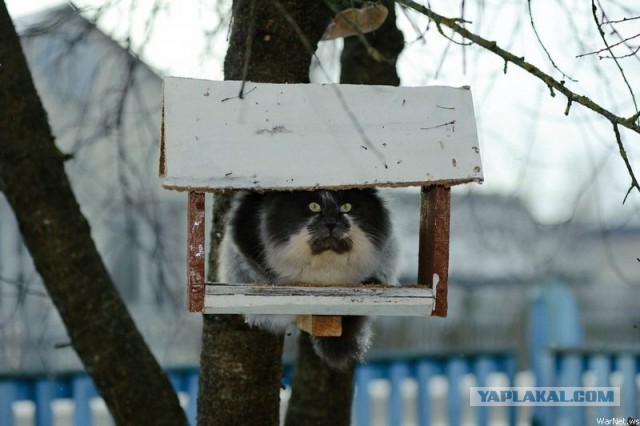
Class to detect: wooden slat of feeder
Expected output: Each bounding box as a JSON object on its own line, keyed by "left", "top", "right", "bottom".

{"left": 160, "top": 78, "right": 482, "bottom": 193}
{"left": 187, "top": 192, "right": 206, "bottom": 312}
{"left": 203, "top": 283, "right": 434, "bottom": 315}
{"left": 296, "top": 315, "right": 342, "bottom": 337}
{"left": 418, "top": 186, "right": 451, "bottom": 317}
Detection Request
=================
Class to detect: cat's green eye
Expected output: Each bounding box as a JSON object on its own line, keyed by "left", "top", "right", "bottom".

{"left": 309, "top": 202, "right": 321, "bottom": 213}
{"left": 340, "top": 203, "right": 352, "bottom": 213}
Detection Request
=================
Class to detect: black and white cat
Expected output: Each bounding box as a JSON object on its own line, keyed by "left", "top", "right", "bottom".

{"left": 218, "top": 189, "right": 399, "bottom": 369}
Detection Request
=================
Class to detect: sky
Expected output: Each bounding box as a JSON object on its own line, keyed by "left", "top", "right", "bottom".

{"left": 6, "top": 0, "right": 60, "bottom": 15}
{"left": 6, "top": 0, "right": 640, "bottom": 225}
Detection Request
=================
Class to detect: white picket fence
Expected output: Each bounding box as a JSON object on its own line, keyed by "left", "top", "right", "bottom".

{"left": 3, "top": 355, "right": 638, "bottom": 426}
{"left": 7, "top": 371, "right": 529, "bottom": 426}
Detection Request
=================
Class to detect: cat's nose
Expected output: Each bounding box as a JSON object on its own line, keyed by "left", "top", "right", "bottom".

{"left": 325, "top": 223, "right": 337, "bottom": 234}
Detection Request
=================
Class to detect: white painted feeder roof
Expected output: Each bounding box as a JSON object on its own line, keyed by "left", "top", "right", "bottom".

{"left": 160, "top": 77, "right": 483, "bottom": 191}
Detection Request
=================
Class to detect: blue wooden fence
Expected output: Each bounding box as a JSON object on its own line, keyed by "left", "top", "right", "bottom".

{"left": 2, "top": 351, "right": 638, "bottom": 425}
{"left": 541, "top": 348, "right": 640, "bottom": 425}
{"left": 0, "top": 353, "right": 516, "bottom": 426}
{"left": 530, "top": 281, "right": 640, "bottom": 424}
{"left": 0, "top": 368, "right": 199, "bottom": 426}
{"left": 353, "top": 353, "right": 517, "bottom": 426}
{"left": 2, "top": 282, "right": 638, "bottom": 425}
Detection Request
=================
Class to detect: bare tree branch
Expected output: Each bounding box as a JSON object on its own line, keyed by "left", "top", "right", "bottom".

{"left": 577, "top": 32, "right": 640, "bottom": 60}
{"left": 591, "top": 0, "right": 638, "bottom": 111}
{"left": 397, "top": 0, "right": 640, "bottom": 135}
{"left": 527, "top": 0, "right": 577, "bottom": 82}
{"left": 612, "top": 122, "right": 640, "bottom": 202}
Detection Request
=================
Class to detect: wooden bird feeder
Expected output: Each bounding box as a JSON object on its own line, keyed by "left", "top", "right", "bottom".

{"left": 160, "top": 77, "right": 483, "bottom": 336}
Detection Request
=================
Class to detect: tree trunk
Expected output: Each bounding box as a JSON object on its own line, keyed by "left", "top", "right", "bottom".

{"left": 0, "top": 2, "right": 187, "bottom": 425}
{"left": 285, "top": 334, "right": 356, "bottom": 426}
{"left": 285, "top": 2, "right": 404, "bottom": 425}
{"left": 196, "top": 1, "right": 332, "bottom": 425}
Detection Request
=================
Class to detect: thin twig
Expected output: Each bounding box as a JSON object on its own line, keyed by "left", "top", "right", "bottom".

{"left": 612, "top": 122, "right": 640, "bottom": 203}
{"left": 239, "top": 0, "right": 256, "bottom": 99}
{"left": 576, "top": 32, "right": 640, "bottom": 59}
{"left": 396, "top": 0, "right": 640, "bottom": 135}
{"left": 602, "top": 15, "right": 640, "bottom": 25}
{"left": 527, "top": 0, "right": 577, "bottom": 82}
{"left": 591, "top": 0, "right": 638, "bottom": 112}
{"left": 270, "top": 0, "right": 385, "bottom": 162}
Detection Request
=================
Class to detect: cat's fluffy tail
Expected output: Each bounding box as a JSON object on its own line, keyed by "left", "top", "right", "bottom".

{"left": 310, "top": 316, "right": 371, "bottom": 370}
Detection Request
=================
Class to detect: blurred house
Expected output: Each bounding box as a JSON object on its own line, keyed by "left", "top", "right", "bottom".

{"left": 373, "top": 191, "right": 640, "bottom": 366}
{"left": 1, "top": 5, "right": 198, "bottom": 373}
{"left": 1, "top": 5, "right": 638, "bottom": 375}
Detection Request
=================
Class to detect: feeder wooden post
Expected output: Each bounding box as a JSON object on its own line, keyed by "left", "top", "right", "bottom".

{"left": 418, "top": 185, "right": 451, "bottom": 317}
{"left": 187, "top": 191, "right": 206, "bottom": 312}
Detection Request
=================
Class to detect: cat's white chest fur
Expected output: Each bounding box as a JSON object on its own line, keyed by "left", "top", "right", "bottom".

{"left": 264, "top": 225, "right": 379, "bottom": 285}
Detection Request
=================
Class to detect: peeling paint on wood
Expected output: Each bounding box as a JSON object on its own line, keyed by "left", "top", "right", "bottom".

{"left": 418, "top": 186, "right": 450, "bottom": 317}
{"left": 187, "top": 191, "right": 205, "bottom": 312}
{"left": 203, "top": 283, "right": 434, "bottom": 315}
{"left": 160, "top": 78, "right": 482, "bottom": 192}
